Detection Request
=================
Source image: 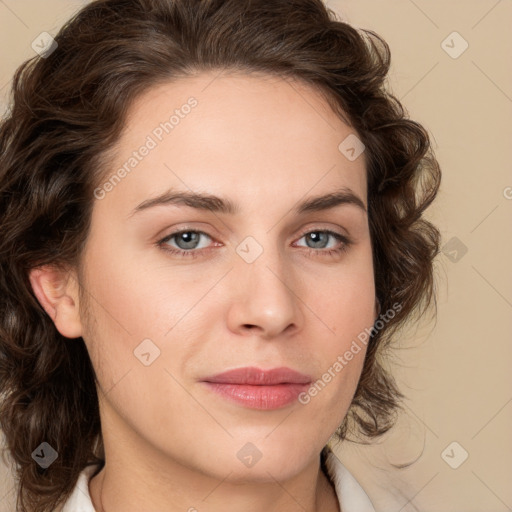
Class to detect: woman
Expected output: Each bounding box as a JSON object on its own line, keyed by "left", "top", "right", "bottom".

{"left": 0, "top": 0, "right": 441, "bottom": 511}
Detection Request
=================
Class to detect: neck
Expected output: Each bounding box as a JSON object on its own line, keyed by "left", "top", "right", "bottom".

{"left": 89, "top": 448, "right": 340, "bottom": 512}
{"left": 88, "top": 398, "right": 340, "bottom": 512}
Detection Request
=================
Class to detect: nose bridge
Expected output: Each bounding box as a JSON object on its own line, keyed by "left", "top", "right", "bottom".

{"left": 237, "top": 233, "right": 293, "bottom": 301}
{"left": 227, "top": 232, "right": 303, "bottom": 337}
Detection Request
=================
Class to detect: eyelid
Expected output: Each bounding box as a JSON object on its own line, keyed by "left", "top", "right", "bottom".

{"left": 158, "top": 222, "right": 349, "bottom": 242}
{"left": 154, "top": 222, "right": 221, "bottom": 241}
{"left": 157, "top": 223, "right": 352, "bottom": 255}
{"left": 295, "top": 224, "right": 348, "bottom": 239}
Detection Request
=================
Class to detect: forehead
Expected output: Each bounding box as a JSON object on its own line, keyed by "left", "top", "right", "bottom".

{"left": 97, "top": 71, "right": 367, "bottom": 215}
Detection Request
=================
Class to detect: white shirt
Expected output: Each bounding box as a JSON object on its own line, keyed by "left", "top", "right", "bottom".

{"left": 60, "top": 448, "right": 376, "bottom": 511}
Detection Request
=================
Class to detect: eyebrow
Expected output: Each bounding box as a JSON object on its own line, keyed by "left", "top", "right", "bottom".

{"left": 128, "top": 187, "right": 367, "bottom": 218}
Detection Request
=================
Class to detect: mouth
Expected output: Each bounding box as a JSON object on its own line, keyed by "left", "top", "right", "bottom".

{"left": 202, "top": 366, "right": 312, "bottom": 385}
{"left": 200, "top": 366, "right": 312, "bottom": 410}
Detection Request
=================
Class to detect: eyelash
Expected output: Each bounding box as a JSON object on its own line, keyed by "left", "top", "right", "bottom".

{"left": 157, "top": 228, "right": 352, "bottom": 260}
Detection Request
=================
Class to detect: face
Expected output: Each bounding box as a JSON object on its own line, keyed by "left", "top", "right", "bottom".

{"left": 74, "top": 71, "right": 376, "bottom": 482}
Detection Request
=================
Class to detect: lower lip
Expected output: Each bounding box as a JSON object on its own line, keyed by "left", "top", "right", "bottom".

{"left": 202, "top": 382, "right": 310, "bottom": 410}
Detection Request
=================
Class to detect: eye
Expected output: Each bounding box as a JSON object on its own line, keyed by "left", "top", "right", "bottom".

{"left": 158, "top": 230, "right": 214, "bottom": 259}
{"left": 294, "top": 229, "right": 352, "bottom": 258}
{"left": 157, "top": 228, "right": 352, "bottom": 259}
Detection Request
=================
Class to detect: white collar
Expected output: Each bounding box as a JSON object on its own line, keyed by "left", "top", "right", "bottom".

{"left": 323, "top": 447, "right": 377, "bottom": 511}
{"left": 60, "top": 463, "right": 98, "bottom": 512}
{"left": 61, "top": 450, "right": 376, "bottom": 512}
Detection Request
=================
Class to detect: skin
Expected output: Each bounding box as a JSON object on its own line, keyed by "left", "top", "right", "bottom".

{"left": 29, "top": 71, "right": 377, "bottom": 512}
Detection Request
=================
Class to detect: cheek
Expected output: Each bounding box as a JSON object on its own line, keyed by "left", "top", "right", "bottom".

{"left": 304, "top": 247, "right": 375, "bottom": 339}
{"left": 296, "top": 345, "right": 367, "bottom": 442}
{"left": 78, "top": 247, "right": 213, "bottom": 401}
{"left": 80, "top": 247, "right": 180, "bottom": 340}
{"left": 77, "top": 245, "right": 164, "bottom": 392}
{"left": 296, "top": 249, "right": 374, "bottom": 410}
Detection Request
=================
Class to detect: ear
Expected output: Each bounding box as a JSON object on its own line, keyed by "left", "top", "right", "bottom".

{"left": 28, "top": 265, "right": 83, "bottom": 339}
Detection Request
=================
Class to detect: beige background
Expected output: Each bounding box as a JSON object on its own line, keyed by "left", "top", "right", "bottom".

{"left": 1, "top": 1, "right": 511, "bottom": 511}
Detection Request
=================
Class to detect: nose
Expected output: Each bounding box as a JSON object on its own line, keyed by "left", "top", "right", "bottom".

{"left": 225, "top": 244, "right": 305, "bottom": 340}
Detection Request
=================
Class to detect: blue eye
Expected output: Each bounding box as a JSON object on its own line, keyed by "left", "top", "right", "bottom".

{"left": 294, "top": 229, "right": 352, "bottom": 258}
{"left": 157, "top": 229, "right": 352, "bottom": 259}
{"left": 158, "top": 230, "right": 213, "bottom": 259}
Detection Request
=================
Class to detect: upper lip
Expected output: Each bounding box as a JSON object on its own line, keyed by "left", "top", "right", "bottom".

{"left": 202, "top": 366, "right": 312, "bottom": 385}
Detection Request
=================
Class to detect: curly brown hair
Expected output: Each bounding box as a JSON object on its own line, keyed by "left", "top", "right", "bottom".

{"left": 0, "top": 0, "right": 441, "bottom": 510}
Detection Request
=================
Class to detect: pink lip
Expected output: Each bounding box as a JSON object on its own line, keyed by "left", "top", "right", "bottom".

{"left": 201, "top": 366, "right": 312, "bottom": 410}
{"left": 203, "top": 366, "right": 312, "bottom": 385}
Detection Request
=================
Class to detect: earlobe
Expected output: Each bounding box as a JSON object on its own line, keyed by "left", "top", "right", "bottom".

{"left": 28, "top": 265, "right": 83, "bottom": 339}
